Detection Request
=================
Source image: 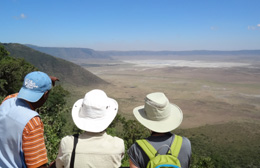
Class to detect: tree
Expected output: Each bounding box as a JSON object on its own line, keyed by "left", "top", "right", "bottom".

{"left": 0, "top": 45, "right": 37, "bottom": 96}
{"left": 0, "top": 45, "right": 9, "bottom": 60}
{"left": 42, "top": 85, "right": 70, "bottom": 113}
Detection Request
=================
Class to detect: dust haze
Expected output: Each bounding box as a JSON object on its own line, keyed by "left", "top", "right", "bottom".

{"left": 78, "top": 56, "right": 260, "bottom": 129}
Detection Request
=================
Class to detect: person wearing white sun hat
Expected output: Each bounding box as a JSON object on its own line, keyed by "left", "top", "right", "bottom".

{"left": 127, "top": 92, "right": 191, "bottom": 168}
{"left": 55, "top": 89, "right": 125, "bottom": 168}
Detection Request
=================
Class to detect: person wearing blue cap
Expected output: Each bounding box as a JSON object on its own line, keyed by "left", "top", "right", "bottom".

{"left": 0, "top": 71, "right": 59, "bottom": 168}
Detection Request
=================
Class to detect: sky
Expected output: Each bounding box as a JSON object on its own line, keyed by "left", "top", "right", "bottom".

{"left": 1, "top": 0, "right": 260, "bottom": 51}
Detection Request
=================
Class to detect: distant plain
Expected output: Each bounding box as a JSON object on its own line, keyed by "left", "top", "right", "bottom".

{"left": 69, "top": 56, "right": 260, "bottom": 129}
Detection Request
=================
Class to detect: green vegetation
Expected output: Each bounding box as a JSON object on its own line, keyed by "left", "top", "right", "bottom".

{"left": 0, "top": 45, "right": 37, "bottom": 98}
{"left": 175, "top": 122, "right": 260, "bottom": 168}
{"left": 1, "top": 45, "right": 259, "bottom": 167}
{"left": 2, "top": 43, "right": 107, "bottom": 86}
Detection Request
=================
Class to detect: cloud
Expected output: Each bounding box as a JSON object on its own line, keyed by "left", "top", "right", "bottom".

{"left": 248, "top": 26, "right": 256, "bottom": 30}
{"left": 210, "top": 26, "right": 219, "bottom": 30}
{"left": 20, "top": 13, "right": 26, "bottom": 19}
{"left": 14, "top": 13, "right": 27, "bottom": 20}
{"left": 248, "top": 24, "right": 260, "bottom": 30}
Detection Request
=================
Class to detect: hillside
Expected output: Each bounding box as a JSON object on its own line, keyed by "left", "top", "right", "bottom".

{"left": 2, "top": 43, "right": 108, "bottom": 86}
{"left": 26, "top": 44, "right": 111, "bottom": 61}
{"left": 175, "top": 121, "right": 260, "bottom": 167}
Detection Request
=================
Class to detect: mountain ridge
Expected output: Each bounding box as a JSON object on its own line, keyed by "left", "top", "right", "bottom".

{"left": 25, "top": 44, "right": 260, "bottom": 62}
{"left": 2, "top": 43, "right": 108, "bottom": 86}
{"left": 26, "top": 44, "right": 111, "bottom": 61}
{"left": 101, "top": 49, "right": 260, "bottom": 56}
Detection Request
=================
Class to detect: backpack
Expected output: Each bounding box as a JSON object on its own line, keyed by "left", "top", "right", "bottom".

{"left": 136, "top": 135, "right": 183, "bottom": 168}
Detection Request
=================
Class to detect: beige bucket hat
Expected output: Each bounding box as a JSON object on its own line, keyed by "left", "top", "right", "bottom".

{"left": 133, "top": 92, "right": 183, "bottom": 133}
{"left": 72, "top": 89, "right": 118, "bottom": 133}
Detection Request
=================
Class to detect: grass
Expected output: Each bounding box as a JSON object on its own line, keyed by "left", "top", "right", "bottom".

{"left": 175, "top": 121, "right": 260, "bottom": 167}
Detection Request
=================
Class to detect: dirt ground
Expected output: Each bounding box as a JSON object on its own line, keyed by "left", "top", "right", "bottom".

{"left": 77, "top": 59, "right": 260, "bottom": 129}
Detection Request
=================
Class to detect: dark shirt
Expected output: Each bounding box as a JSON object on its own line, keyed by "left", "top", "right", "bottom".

{"left": 127, "top": 133, "right": 191, "bottom": 168}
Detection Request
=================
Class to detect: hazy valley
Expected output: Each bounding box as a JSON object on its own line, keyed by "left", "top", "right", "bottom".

{"left": 22, "top": 44, "right": 260, "bottom": 129}
{"left": 78, "top": 57, "right": 260, "bottom": 129}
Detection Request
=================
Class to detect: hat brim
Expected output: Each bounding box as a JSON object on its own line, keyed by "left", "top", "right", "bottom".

{"left": 133, "top": 103, "right": 183, "bottom": 133}
{"left": 72, "top": 98, "right": 118, "bottom": 133}
{"left": 17, "top": 87, "right": 44, "bottom": 102}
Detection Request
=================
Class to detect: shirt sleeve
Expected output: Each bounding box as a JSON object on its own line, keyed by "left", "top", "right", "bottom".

{"left": 178, "top": 137, "right": 192, "bottom": 168}
{"left": 55, "top": 138, "right": 65, "bottom": 168}
{"left": 22, "top": 116, "right": 48, "bottom": 168}
{"left": 127, "top": 143, "right": 148, "bottom": 168}
{"left": 55, "top": 136, "right": 73, "bottom": 168}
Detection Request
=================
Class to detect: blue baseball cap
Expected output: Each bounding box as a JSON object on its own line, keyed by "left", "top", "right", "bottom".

{"left": 18, "top": 71, "right": 52, "bottom": 102}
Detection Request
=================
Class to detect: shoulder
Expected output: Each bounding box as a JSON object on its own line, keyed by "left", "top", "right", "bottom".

{"left": 0, "top": 96, "right": 17, "bottom": 112}
{"left": 61, "top": 135, "right": 75, "bottom": 144}
{"left": 127, "top": 141, "right": 148, "bottom": 168}
{"left": 178, "top": 136, "right": 192, "bottom": 157}
{"left": 104, "top": 133, "right": 125, "bottom": 149}
{"left": 24, "top": 116, "right": 43, "bottom": 133}
{"left": 114, "top": 136, "right": 124, "bottom": 145}
{"left": 1, "top": 93, "right": 18, "bottom": 104}
{"left": 173, "top": 135, "right": 191, "bottom": 150}
{"left": 181, "top": 136, "right": 191, "bottom": 148}
{"left": 105, "top": 133, "right": 124, "bottom": 143}
{"left": 15, "top": 98, "right": 39, "bottom": 117}
{"left": 59, "top": 135, "right": 75, "bottom": 152}
{"left": 127, "top": 141, "right": 143, "bottom": 156}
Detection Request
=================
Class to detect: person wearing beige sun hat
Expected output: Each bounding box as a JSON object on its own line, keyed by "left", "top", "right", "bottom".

{"left": 55, "top": 89, "right": 125, "bottom": 168}
{"left": 127, "top": 92, "right": 192, "bottom": 168}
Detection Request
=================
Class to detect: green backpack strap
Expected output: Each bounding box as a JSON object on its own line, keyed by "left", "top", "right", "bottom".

{"left": 169, "top": 135, "right": 183, "bottom": 157}
{"left": 136, "top": 139, "right": 157, "bottom": 159}
{"left": 136, "top": 135, "right": 183, "bottom": 159}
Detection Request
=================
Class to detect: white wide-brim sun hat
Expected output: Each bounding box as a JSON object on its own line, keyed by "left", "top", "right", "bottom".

{"left": 133, "top": 92, "right": 183, "bottom": 133}
{"left": 72, "top": 89, "right": 118, "bottom": 133}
